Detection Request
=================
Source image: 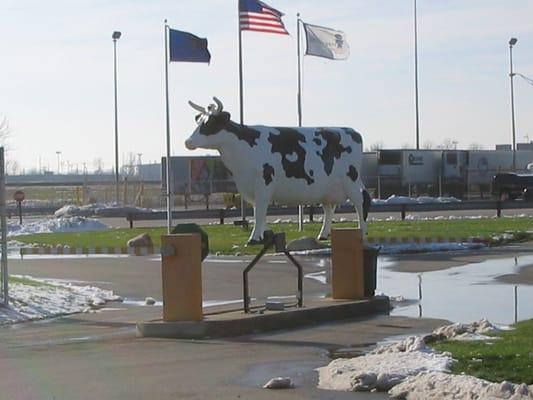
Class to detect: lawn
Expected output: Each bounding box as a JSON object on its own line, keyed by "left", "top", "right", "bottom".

{"left": 12, "top": 217, "right": 533, "bottom": 255}
{"left": 433, "top": 319, "right": 533, "bottom": 384}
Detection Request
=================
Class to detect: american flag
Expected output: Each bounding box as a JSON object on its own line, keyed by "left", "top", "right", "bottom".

{"left": 239, "top": 0, "right": 289, "bottom": 35}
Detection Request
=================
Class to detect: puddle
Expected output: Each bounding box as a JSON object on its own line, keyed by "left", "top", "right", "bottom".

{"left": 302, "top": 255, "right": 533, "bottom": 325}
{"left": 378, "top": 256, "right": 533, "bottom": 325}
{"left": 327, "top": 343, "right": 376, "bottom": 359}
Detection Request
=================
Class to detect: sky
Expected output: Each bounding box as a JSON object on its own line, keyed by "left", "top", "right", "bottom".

{"left": 1, "top": 0, "right": 533, "bottom": 173}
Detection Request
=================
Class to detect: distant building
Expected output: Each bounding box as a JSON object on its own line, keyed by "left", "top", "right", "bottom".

{"left": 517, "top": 142, "right": 533, "bottom": 151}
{"left": 495, "top": 144, "right": 512, "bottom": 151}
{"left": 138, "top": 163, "right": 161, "bottom": 182}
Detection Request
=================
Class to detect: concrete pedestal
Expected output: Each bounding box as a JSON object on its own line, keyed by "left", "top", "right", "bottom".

{"left": 161, "top": 234, "right": 202, "bottom": 322}
{"left": 331, "top": 228, "right": 364, "bottom": 300}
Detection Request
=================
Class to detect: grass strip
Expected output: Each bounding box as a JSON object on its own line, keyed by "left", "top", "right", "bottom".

{"left": 433, "top": 319, "right": 533, "bottom": 384}
{"left": 12, "top": 217, "right": 533, "bottom": 255}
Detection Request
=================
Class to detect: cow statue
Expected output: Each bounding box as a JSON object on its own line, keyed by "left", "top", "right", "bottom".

{"left": 185, "top": 97, "right": 371, "bottom": 244}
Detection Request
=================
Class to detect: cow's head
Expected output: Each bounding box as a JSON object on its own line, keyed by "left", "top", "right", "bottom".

{"left": 185, "top": 97, "right": 232, "bottom": 150}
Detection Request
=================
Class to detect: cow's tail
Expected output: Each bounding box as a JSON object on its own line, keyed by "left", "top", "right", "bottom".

{"left": 362, "top": 189, "right": 371, "bottom": 221}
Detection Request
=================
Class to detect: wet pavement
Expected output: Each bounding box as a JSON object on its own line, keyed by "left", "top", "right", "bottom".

{"left": 1, "top": 242, "right": 533, "bottom": 398}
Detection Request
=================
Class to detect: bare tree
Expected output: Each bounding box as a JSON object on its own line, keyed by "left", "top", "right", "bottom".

{"left": 1, "top": 115, "right": 15, "bottom": 174}
{"left": 0, "top": 115, "right": 10, "bottom": 144}
{"left": 93, "top": 158, "right": 104, "bottom": 174}
{"left": 422, "top": 140, "right": 433, "bottom": 149}
{"left": 436, "top": 138, "right": 457, "bottom": 150}
{"left": 367, "top": 141, "right": 384, "bottom": 152}
{"left": 9, "top": 160, "right": 19, "bottom": 175}
{"left": 121, "top": 152, "right": 138, "bottom": 176}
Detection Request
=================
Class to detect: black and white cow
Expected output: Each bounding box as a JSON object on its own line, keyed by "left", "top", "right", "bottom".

{"left": 185, "top": 97, "right": 370, "bottom": 244}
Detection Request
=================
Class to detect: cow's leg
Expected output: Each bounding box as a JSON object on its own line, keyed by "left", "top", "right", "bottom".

{"left": 248, "top": 188, "right": 273, "bottom": 245}
{"left": 346, "top": 184, "right": 368, "bottom": 236}
{"left": 318, "top": 203, "right": 336, "bottom": 240}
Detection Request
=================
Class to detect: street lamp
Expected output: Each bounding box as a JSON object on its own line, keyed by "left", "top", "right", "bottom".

{"left": 414, "top": 0, "right": 420, "bottom": 150}
{"left": 509, "top": 37, "right": 517, "bottom": 171}
{"left": 112, "top": 30, "right": 122, "bottom": 203}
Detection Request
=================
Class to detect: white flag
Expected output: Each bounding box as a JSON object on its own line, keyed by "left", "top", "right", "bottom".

{"left": 303, "top": 23, "right": 349, "bottom": 60}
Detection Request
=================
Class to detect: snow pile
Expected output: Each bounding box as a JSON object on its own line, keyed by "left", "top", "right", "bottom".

{"left": 1, "top": 275, "right": 122, "bottom": 324}
{"left": 317, "top": 336, "right": 453, "bottom": 392}
{"left": 8, "top": 216, "right": 109, "bottom": 236}
{"left": 431, "top": 318, "right": 501, "bottom": 341}
{"left": 317, "top": 320, "right": 524, "bottom": 396}
{"left": 372, "top": 195, "right": 461, "bottom": 206}
{"left": 369, "top": 336, "right": 428, "bottom": 354}
{"left": 389, "top": 371, "right": 533, "bottom": 399}
{"left": 54, "top": 203, "right": 152, "bottom": 218}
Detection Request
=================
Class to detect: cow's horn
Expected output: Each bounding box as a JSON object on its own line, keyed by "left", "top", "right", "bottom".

{"left": 213, "top": 97, "right": 223, "bottom": 112}
{"left": 188, "top": 101, "right": 207, "bottom": 114}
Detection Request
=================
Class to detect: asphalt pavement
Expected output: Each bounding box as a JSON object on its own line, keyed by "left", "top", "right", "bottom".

{"left": 3, "top": 241, "right": 533, "bottom": 399}
{"left": 0, "top": 253, "right": 447, "bottom": 400}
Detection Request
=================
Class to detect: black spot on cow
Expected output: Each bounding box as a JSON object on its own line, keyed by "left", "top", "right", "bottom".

{"left": 313, "top": 138, "right": 322, "bottom": 146}
{"left": 342, "top": 128, "right": 362, "bottom": 144}
{"left": 198, "top": 112, "right": 260, "bottom": 147}
{"left": 262, "top": 163, "right": 275, "bottom": 186}
{"left": 347, "top": 165, "right": 358, "bottom": 182}
{"left": 268, "top": 128, "right": 314, "bottom": 185}
{"left": 346, "top": 146, "right": 352, "bottom": 153}
{"left": 225, "top": 121, "right": 261, "bottom": 147}
{"left": 309, "top": 169, "right": 314, "bottom": 177}
{"left": 363, "top": 189, "right": 371, "bottom": 221}
{"left": 316, "top": 129, "right": 352, "bottom": 175}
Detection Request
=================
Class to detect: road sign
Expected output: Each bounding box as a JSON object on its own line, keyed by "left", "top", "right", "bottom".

{"left": 13, "top": 190, "right": 25, "bottom": 202}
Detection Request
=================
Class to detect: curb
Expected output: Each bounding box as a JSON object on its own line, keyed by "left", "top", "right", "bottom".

{"left": 17, "top": 236, "right": 488, "bottom": 257}
{"left": 19, "top": 246, "right": 160, "bottom": 257}
{"left": 137, "top": 296, "right": 390, "bottom": 339}
{"left": 366, "top": 237, "right": 484, "bottom": 245}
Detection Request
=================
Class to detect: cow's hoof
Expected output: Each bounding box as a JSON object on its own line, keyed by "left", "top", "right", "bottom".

{"left": 247, "top": 238, "right": 264, "bottom": 246}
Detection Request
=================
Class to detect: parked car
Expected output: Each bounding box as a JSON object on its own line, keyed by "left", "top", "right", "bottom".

{"left": 492, "top": 173, "right": 533, "bottom": 200}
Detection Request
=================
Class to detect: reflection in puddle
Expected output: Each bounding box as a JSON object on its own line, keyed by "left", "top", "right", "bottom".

{"left": 378, "top": 256, "right": 533, "bottom": 325}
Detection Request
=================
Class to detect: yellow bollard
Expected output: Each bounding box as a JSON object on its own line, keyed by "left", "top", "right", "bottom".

{"left": 331, "top": 228, "right": 365, "bottom": 299}
{"left": 161, "top": 234, "right": 203, "bottom": 321}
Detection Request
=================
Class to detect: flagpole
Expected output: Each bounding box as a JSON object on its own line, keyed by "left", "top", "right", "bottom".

{"left": 297, "top": 13, "right": 302, "bottom": 127}
{"left": 238, "top": 1, "right": 246, "bottom": 223}
{"left": 296, "top": 13, "right": 304, "bottom": 232}
{"left": 164, "top": 19, "right": 173, "bottom": 233}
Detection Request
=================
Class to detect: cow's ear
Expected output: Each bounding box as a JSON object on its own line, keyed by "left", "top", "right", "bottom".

{"left": 195, "top": 113, "right": 202, "bottom": 123}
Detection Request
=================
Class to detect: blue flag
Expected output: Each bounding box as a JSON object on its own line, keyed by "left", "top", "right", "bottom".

{"left": 169, "top": 28, "right": 211, "bottom": 63}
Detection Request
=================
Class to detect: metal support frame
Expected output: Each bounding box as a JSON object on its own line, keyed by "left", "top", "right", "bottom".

{"left": 243, "top": 231, "right": 303, "bottom": 313}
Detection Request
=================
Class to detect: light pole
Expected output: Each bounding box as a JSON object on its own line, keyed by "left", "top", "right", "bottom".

{"left": 55, "top": 151, "right": 61, "bottom": 174}
{"left": 414, "top": 0, "right": 420, "bottom": 150}
{"left": 112, "top": 30, "right": 122, "bottom": 203}
{"left": 509, "top": 37, "right": 518, "bottom": 171}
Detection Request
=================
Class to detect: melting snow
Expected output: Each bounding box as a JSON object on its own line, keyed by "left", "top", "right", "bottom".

{"left": 0, "top": 275, "right": 122, "bottom": 324}
{"left": 317, "top": 320, "right": 533, "bottom": 398}
{"left": 372, "top": 195, "right": 461, "bottom": 206}
{"left": 54, "top": 203, "right": 152, "bottom": 218}
{"left": 7, "top": 216, "right": 109, "bottom": 236}
{"left": 389, "top": 372, "right": 533, "bottom": 399}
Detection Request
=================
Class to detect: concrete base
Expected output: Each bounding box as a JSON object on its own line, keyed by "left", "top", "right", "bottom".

{"left": 136, "top": 296, "right": 390, "bottom": 339}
